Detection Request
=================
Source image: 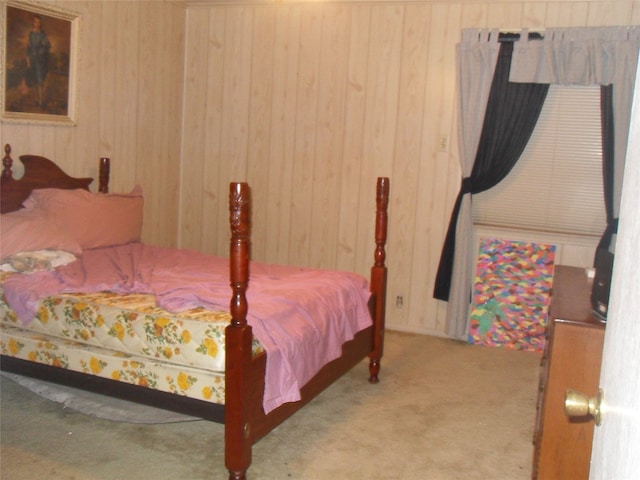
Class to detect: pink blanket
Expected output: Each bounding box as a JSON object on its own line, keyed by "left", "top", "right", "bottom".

{"left": 2, "top": 243, "right": 372, "bottom": 413}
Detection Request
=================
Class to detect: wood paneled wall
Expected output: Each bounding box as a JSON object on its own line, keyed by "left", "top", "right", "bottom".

{"left": 3, "top": 0, "right": 638, "bottom": 336}
{"left": 1, "top": 0, "right": 185, "bottom": 247}
{"left": 180, "top": 0, "right": 640, "bottom": 335}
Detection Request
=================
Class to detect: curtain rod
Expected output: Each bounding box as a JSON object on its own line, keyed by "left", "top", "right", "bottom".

{"left": 498, "top": 32, "right": 544, "bottom": 43}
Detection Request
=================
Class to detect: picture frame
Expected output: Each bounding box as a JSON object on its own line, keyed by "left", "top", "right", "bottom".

{"left": 1, "top": 0, "right": 80, "bottom": 126}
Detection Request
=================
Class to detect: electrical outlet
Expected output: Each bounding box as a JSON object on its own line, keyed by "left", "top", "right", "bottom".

{"left": 437, "top": 135, "right": 449, "bottom": 152}
{"left": 395, "top": 295, "right": 404, "bottom": 308}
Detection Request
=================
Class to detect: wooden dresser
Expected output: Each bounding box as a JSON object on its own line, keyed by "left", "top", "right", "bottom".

{"left": 532, "top": 265, "right": 606, "bottom": 480}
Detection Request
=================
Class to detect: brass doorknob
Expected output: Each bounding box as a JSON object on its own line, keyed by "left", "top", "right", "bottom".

{"left": 564, "top": 388, "right": 603, "bottom": 426}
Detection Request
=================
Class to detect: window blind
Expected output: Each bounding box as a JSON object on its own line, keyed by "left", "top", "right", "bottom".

{"left": 472, "top": 85, "right": 606, "bottom": 236}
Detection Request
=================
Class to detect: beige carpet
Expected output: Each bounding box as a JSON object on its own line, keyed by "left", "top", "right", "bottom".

{"left": 0, "top": 331, "right": 541, "bottom": 480}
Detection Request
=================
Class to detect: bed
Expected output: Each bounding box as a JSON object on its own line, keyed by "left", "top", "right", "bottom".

{"left": 0, "top": 143, "right": 389, "bottom": 479}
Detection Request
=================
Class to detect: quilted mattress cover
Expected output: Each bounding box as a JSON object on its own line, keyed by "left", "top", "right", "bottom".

{"left": 0, "top": 286, "right": 263, "bottom": 404}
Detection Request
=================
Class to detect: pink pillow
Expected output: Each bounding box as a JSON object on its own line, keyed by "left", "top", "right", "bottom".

{"left": 23, "top": 186, "right": 144, "bottom": 249}
{"left": 1, "top": 209, "right": 83, "bottom": 261}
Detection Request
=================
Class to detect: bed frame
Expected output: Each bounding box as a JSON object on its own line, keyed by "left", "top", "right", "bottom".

{"left": 0, "top": 143, "right": 389, "bottom": 479}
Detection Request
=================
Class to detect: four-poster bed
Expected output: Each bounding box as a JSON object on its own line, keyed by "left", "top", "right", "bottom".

{"left": 0, "top": 143, "right": 389, "bottom": 479}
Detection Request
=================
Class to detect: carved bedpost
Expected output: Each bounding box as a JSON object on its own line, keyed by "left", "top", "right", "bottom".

{"left": 99, "top": 157, "right": 110, "bottom": 193}
{"left": 2, "top": 144, "right": 13, "bottom": 179}
{"left": 225, "top": 182, "right": 253, "bottom": 480}
{"left": 368, "top": 177, "right": 389, "bottom": 383}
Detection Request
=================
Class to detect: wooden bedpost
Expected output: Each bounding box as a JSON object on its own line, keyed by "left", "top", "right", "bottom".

{"left": 225, "top": 182, "right": 253, "bottom": 480}
{"left": 2, "top": 144, "right": 13, "bottom": 180}
{"left": 369, "top": 177, "right": 389, "bottom": 383}
{"left": 99, "top": 157, "right": 110, "bottom": 193}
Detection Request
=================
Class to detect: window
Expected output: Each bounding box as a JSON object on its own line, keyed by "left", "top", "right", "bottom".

{"left": 472, "top": 85, "right": 606, "bottom": 236}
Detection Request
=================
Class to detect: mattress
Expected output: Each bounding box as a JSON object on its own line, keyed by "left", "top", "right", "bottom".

{"left": 0, "top": 284, "right": 263, "bottom": 404}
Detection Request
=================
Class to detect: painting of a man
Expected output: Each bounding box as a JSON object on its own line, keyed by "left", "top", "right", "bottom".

{"left": 4, "top": 4, "right": 72, "bottom": 116}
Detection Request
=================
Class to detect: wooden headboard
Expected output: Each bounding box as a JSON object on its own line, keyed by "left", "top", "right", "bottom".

{"left": 1, "top": 144, "right": 110, "bottom": 214}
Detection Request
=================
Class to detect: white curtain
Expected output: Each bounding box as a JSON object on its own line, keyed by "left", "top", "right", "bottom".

{"left": 445, "top": 29, "right": 500, "bottom": 339}
{"left": 446, "top": 26, "right": 640, "bottom": 340}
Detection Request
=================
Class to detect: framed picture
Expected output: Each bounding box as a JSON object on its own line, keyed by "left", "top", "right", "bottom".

{"left": 1, "top": 1, "right": 80, "bottom": 125}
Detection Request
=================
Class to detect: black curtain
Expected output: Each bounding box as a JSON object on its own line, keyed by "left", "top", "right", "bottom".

{"left": 433, "top": 39, "right": 550, "bottom": 301}
{"left": 597, "top": 84, "right": 617, "bottom": 252}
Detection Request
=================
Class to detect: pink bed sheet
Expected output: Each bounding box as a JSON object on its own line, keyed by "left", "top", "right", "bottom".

{"left": 2, "top": 243, "right": 372, "bottom": 413}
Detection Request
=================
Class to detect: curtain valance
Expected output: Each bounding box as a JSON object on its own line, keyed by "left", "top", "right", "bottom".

{"left": 510, "top": 27, "right": 640, "bottom": 85}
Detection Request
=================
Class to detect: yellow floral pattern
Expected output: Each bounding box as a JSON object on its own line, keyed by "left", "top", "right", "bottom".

{"left": 1, "top": 290, "right": 263, "bottom": 372}
{"left": 1, "top": 323, "right": 227, "bottom": 404}
{"left": 0, "top": 281, "right": 264, "bottom": 406}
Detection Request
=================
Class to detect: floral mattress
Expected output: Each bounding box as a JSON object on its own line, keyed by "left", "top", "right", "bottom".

{"left": 0, "top": 286, "right": 263, "bottom": 404}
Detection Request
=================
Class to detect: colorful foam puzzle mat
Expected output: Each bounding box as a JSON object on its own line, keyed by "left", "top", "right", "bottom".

{"left": 469, "top": 238, "right": 556, "bottom": 352}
